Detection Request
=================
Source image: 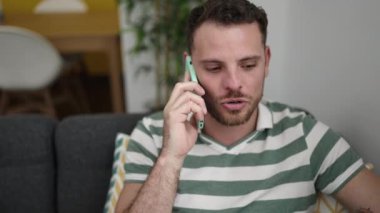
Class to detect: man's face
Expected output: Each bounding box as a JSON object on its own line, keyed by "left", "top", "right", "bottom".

{"left": 191, "top": 21, "right": 270, "bottom": 126}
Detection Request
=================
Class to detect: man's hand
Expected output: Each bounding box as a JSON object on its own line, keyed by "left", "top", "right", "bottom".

{"left": 161, "top": 75, "right": 207, "bottom": 163}
{"left": 116, "top": 73, "right": 207, "bottom": 213}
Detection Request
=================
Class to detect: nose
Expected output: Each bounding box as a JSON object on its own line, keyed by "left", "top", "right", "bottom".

{"left": 223, "top": 69, "right": 242, "bottom": 91}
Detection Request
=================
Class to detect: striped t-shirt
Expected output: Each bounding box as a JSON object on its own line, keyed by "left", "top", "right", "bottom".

{"left": 124, "top": 100, "right": 364, "bottom": 212}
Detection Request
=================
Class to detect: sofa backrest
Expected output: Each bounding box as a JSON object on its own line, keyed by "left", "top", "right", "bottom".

{"left": 55, "top": 113, "right": 144, "bottom": 213}
{"left": 0, "top": 115, "right": 57, "bottom": 213}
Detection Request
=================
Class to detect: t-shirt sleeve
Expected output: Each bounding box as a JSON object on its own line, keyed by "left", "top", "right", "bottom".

{"left": 124, "top": 118, "right": 160, "bottom": 183}
{"left": 303, "top": 115, "right": 364, "bottom": 195}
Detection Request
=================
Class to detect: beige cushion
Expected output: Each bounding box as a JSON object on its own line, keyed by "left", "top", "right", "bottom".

{"left": 104, "top": 133, "right": 129, "bottom": 213}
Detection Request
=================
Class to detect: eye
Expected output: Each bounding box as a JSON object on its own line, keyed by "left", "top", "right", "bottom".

{"left": 205, "top": 66, "right": 221, "bottom": 73}
{"left": 242, "top": 63, "right": 257, "bottom": 70}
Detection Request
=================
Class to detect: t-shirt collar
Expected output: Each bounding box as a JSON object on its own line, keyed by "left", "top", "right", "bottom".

{"left": 256, "top": 101, "right": 274, "bottom": 131}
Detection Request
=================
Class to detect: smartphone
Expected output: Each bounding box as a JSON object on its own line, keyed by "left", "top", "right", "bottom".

{"left": 185, "top": 55, "right": 204, "bottom": 131}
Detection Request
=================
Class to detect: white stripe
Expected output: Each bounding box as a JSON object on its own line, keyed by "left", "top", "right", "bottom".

{"left": 116, "top": 132, "right": 129, "bottom": 141}
{"left": 180, "top": 150, "right": 309, "bottom": 181}
{"left": 314, "top": 138, "right": 350, "bottom": 181}
{"left": 322, "top": 159, "right": 363, "bottom": 194}
{"left": 125, "top": 173, "right": 148, "bottom": 182}
{"left": 198, "top": 135, "right": 227, "bottom": 153}
{"left": 140, "top": 117, "right": 164, "bottom": 148}
{"left": 188, "top": 144, "right": 220, "bottom": 156}
{"left": 130, "top": 129, "right": 159, "bottom": 156}
{"left": 272, "top": 108, "right": 306, "bottom": 124}
{"left": 192, "top": 122, "right": 304, "bottom": 156}
{"left": 152, "top": 134, "right": 163, "bottom": 148}
{"left": 174, "top": 181, "right": 315, "bottom": 210}
{"left": 246, "top": 122, "right": 303, "bottom": 153}
{"left": 305, "top": 121, "right": 329, "bottom": 153}
{"left": 142, "top": 116, "right": 164, "bottom": 128}
{"left": 256, "top": 102, "right": 273, "bottom": 129}
{"left": 126, "top": 151, "right": 154, "bottom": 166}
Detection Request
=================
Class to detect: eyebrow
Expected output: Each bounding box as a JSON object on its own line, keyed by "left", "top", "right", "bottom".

{"left": 200, "top": 55, "right": 262, "bottom": 64}
{"left": 199, "top": 59, "right": 222, "bottom": 64}
{"left": 239, "top": 56, "right": 261, "bottom": 63}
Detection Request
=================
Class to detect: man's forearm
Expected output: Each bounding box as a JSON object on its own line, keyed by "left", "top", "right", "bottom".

{"left": 127, "top": 154, "right": 183, "bottom": 213}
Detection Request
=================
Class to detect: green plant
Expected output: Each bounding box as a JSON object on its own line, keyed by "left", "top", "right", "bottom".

{"left": 120, "top": 0, "right": 204, "bottom": 108}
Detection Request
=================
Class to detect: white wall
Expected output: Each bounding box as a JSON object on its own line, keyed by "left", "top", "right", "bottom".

{"left": 254, "top": 0, "right": 380, "bottom": 174}
{"left": 121, "top": 1, "right": 380, "bottom": 173}
{"left": 119, "top": 3, "right": 156, "bottom": 113}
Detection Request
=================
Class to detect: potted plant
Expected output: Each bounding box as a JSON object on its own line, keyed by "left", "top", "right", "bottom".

{"left": 120, "top": 0, "right": 204, "bottom": 109}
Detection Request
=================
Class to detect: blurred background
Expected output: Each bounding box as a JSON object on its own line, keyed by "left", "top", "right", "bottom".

{"left": 0, "top": 0, "right": 379, "bottom": 173}
{"left": 0, "top": 0, "right": 120, "bottom": 119}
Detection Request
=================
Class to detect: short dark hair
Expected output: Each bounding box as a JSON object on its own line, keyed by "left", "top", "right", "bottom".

{"left": 186, "top": 0, "right": 268, "bottom": 52}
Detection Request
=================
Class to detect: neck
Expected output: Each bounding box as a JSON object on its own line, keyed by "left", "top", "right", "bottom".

{"left": 203, "top": 109, "right": 258, "bottom": 146}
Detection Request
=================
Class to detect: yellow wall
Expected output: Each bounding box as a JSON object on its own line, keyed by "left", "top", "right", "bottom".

{"left": 2, "top": 0, "right": 117, "bottom": 15}
{"left": 2, "top": 0, "right": 118, "bottom": 75}
{"left": 2, "top": 0, "right": 40, "bottom": 14}
{"left": 86, "top": 0, "right": 117, "bottom": 11}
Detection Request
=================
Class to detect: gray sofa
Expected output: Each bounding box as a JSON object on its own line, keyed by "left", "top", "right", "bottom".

{"left": 0, "top": 113, "right": 145, "bottom": 213}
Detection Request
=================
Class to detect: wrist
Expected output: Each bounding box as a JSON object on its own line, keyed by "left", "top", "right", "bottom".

{"left": 158, "top": 152, "right": 185, "bottom": 170}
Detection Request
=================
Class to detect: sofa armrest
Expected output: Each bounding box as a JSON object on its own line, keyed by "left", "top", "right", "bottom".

{"left": 55, "top": 113, "right": 144, "bottom": 213}
{"left": 0, "top": 115, "right": 57, "bottom": 213}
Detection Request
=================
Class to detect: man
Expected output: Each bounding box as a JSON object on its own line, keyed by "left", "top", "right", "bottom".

{"left": 116, "top": 0, "right": 380, "bottom": 212}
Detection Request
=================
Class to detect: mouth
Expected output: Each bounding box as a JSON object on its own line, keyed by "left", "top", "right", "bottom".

{"left": 221, "top": 98, "right": 248, "bottom": 111}
{"left": 225, "top": 100, "right": 244, "bottom": 104}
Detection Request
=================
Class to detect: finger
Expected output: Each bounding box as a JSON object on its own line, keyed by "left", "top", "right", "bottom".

{"left": 166, "top": 82, "right": 205, "bottom": 108}
{"left": 171, "top": 91, "right": 207, "bottom": 115}
{"left": 174, "top": 100, "right": 205, "bottom": 124}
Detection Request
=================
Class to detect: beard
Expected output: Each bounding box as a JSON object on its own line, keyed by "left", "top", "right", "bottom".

{"left": 203, "top": 88, "right": 260, "bottom": 126}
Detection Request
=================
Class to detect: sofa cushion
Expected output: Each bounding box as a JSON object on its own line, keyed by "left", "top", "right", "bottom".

{"left": 55, "top": 113, "right": 144, "bottom": 213}
{"left": 0, "top": 115, "right": 57, "bottom": 213}
{"left": 104, "top": 133, "right": 129, "bottom": 213}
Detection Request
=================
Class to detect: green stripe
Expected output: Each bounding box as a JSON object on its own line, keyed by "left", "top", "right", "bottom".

{"left": 113, "top": 152, "right": 121, "bottom": 162}
{"left": 310, "top": 128, "right": 340, "bottom": 177}
{"left": 268, "top": 115, "right": 304, "bottom": 137}
{"left": 116, "top": 137, "right": 124, "bottom": 147}
{"left": 265, "top": 101, "right": 288, "bottom": 112}
{"left": 302, "top": 115, "right": 317, "bottom": 136}
{"left": 149, "top": 111, "right": 164, "bottom": 119}
{"left": 316, "top": 148, "right": 361, "bottom": 192}
{"left": 108, "top": 179, "right": 115, "bottom": 188}
{"left": 173, "top": 194, "right": 316, "bottom": 213}
{"left": 127, "top": 138, "right": 157, "bottom": 162}
{"left": 112, "top": 167, "right": 117, "bottom": 175}
{"left": 250, "top": 130, "right": 267, "bottom": 141}
{"left": 150, "top": 126, "right": 163, "bottom": 136}
{"left": 125, "top": 163, "right": 152, "bottom": 174}
{"left": 178, "top": 165, "right": 313, "bottom": 196}
{"left": 134, "top": 121, "right": 152, "bottom": 137}
{"left": 183, "top": 137, "right": 306, "bottom": 168}
{"left": 265, "top": 101, "right": 311, "bottom": 115}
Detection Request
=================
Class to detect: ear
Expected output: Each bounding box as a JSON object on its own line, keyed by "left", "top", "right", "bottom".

{"left": 264, "top": 46, "right": 271, "bottom": 77}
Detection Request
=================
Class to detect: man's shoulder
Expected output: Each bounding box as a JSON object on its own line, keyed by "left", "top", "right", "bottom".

{"left": 262, "top": 99, "right": 315, "bottom": 118}
{"left": 136, "top": 111, "right": 164, "bottom": 129}
{"left": 144, "top": 111, "right": 164, "bottom": 120}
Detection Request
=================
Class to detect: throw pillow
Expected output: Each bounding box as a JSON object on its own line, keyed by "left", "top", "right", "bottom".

{"left": 104, "top": 133, "right": 129, "bottom": 213}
